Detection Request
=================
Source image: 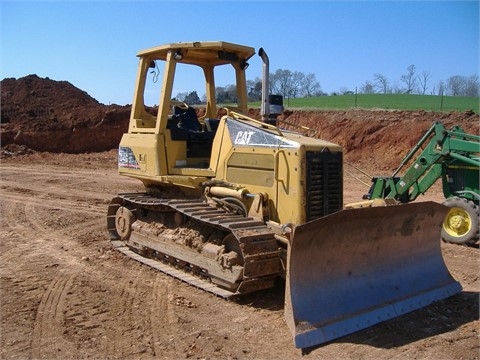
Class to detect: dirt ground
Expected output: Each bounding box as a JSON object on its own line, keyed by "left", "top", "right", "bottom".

{"left": 1, "top": 151, "right": 479, "bottom": 360}
{"left": 1, "top": 75, "right": 479, "bottom": 359}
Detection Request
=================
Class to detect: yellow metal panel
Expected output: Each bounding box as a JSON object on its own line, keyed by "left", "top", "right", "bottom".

{"left": 132, "top": 118, "right": 156, "bottom": 132}
{"left": 226, "top": 152, "right": 275, "bottom": 187}
{"left": 164, "top": 132, "right": 187, "bottom": 172}
{"left": 170, "top": 167, "right": 215, "bottom": 177}
{"left": 227, "top": 153, "right": 274, "bottom": 170}
{"left": 274, "top": 148, "right": 305, "bottom": 225}
{"left": 119, "top": 133, "right": 163, "bottom": 177}
{"left": 227, "top": 167, "right": 274, "bottom": 187}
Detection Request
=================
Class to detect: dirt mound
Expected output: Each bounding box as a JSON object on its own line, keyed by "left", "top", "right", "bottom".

{"left": 1, "top": 75, "right": 479, "bottom": 169}
{"left": 1, "top": 75, "right": 130, "bottom": 153}
{"left": 1, "top": 74, "right": 102, "bottom": 130}
{"left": 279, "top": 109, "right": 479, "bottom": 170}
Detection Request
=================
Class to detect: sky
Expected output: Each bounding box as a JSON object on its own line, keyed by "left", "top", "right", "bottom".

{"left": 1, "top": 0, "right": 479, "bottom": 105}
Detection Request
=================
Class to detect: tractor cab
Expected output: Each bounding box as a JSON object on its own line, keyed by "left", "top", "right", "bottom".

{"left": 118, "top": 42, "right": 256, "bottom": 186}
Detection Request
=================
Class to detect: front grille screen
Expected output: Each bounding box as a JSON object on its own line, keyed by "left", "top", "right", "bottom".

{"left": 306, "top": 150, "right": 343, "bottom": 221}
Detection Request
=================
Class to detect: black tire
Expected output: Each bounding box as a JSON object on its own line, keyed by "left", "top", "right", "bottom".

{"left": 441, "top": 197, "right": 479, "bottom": 245}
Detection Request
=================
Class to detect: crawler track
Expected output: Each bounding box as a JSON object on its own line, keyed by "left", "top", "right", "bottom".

{"left": 107, "top": 193, "right": 281, "bottom": 298}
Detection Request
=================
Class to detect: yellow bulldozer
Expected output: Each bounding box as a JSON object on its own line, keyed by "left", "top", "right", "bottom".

{"left": 107, "top": 41, "right": 461, "bottom": 348}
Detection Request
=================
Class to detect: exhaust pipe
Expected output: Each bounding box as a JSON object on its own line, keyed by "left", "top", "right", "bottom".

{"left": 258, "top": 48, "right": 270, "bottom": 121}
{"left": 258, "top": 48, "right": 283, "bottom": 124}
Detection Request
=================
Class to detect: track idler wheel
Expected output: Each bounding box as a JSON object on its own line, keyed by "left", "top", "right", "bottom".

{"left": 115, "top": 206, "right": 136, "bottom": 240}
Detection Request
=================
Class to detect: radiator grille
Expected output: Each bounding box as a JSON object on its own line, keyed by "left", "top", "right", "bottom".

{"left": 306, "top": 150, "right": 343, "bottom": 221}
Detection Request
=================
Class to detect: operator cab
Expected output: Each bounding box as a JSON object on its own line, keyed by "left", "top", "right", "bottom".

{"left": 118, "top": 41, "right": 258, "bottom": 184}
{"left": 129, "top": 41, "right": 254, "bottom": 131}
{"left": 126, "top": 41, "right": 255, "bottom": 168}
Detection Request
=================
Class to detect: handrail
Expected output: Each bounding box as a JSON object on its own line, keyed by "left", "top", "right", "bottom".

{"left": 225, "top": 108, "right": 284, "bottom": 137}
{"left": 277, "top": 119, "right": 317, "bottom": 137}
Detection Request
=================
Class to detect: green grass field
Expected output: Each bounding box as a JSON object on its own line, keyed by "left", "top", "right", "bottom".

{"left": 252, "top": 94, "right": 479, "bottom": 112}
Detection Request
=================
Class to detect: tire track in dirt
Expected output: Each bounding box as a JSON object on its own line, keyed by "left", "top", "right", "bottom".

{"left": 3, "top": 165, "right": 188, "bottom": 357}
{"left": 149, "top": 277, "right": 186, "bottom": 358}
{"left": 1, "top": 196, "right": 99, "bottom": 259}
{"left": 0, "top": 165, "right": 142, "bottom": 203}
{"left": 1, "top": 194, "right": 157, "bottom": 358}
{"left": 2, "top": 164, "right": 186, "bottom": 358}
{"left": 0, "top": 248, "right": 55, "bottom": 357}
{"left": 103, "top": 268, "right": 145, "bottom": 357}
{"left": 2, "top": 192, "right": 101, "bottom": 216}
{"left": 1, "top": 178, "right": 112, "bottom": 206}
{"left": 0, "top": 199, "right": 72, "bottom": 358}
{"left": 61, "top": 272, "right": 117, "bottom": 358}
{"left": 30, "top": 272, "right": 76, "bottom": 359}
{"left": 102, "top": 264, "right": 176, "bottom": 358}
{"left": 1, "top": 164, "right": 141, "bottom": 189}
{"left": 149, "top": 277, "right": 170, "bottom": 356}
{"left": 1, "top": 168, "right": 112, "bottom": 358}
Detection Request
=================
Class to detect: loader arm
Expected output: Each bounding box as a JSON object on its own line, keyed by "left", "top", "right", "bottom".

{"left": 367, "top": 121, "right": 480, "bottom": 203}
{"left": 364, "top": 121, "right": 480, "bottom": 245}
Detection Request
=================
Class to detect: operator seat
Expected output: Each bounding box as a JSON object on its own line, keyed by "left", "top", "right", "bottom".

{"left": 171, "top": 105, "right": 214, "bottom": 159}
{"left": 173, "top": 106, "right": 202, "bottom": 132}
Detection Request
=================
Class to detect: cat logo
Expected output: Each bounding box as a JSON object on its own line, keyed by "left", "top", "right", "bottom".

{"left": 234, "top": 131, "right": 255, "bottom": 145}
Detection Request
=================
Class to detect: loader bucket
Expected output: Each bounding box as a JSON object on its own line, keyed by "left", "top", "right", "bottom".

{"left": 285, "top": 201, "right": 462, "bottom": 349}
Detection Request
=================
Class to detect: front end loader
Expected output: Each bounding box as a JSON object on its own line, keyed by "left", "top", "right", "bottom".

{"left": 363, "top": 122, "right": 479, "bottom": 245}
{"left": 107, "top": 41, "right": 462, "bottom": 349}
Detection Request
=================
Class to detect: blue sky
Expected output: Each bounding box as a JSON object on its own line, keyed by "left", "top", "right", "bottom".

{"left": 1, "top": 1, "right": 478, "bottom": 105}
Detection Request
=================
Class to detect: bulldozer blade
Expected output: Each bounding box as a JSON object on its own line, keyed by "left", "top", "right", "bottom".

{"left": 285, "top": 201, "right": 462, "bottom": 349}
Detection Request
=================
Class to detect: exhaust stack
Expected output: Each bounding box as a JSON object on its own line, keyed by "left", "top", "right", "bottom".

{"left": 258, "top": 47, "right": 270, "bottom": 121}
{"left": 258, "top": 48, "right": 283, "bottom": 125}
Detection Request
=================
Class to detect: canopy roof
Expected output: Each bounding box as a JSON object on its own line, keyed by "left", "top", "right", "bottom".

{"left": 137, "top": 41, "right": 256, "bottom": 67}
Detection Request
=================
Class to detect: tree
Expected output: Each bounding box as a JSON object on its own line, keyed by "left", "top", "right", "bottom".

{"left": 417, "top": 71, "right": 431, "bottom": 95}
{"left": 465, "top": 75, "right": 479, "bottom": 97}
{"left": 184, "top": 91, "right": 200, "bottom": 104}
{"left": 215, "top": 86, "right": 229, "bottom": 103}
{"left": 225, "top": 84, "right": 238, "bottom": 103}
{"left": 301, "top": 73, "right": 321, "bottom": 97}
{"left": 209, "top": 68, "right": 322, "bottom": 102}
{"left": 373, "top": 73, "right": 389, "bottom": 94}
{"left": 360, "top": 81, "right": 375, "bottom": 94}
{"left": 400, "top": 65, "right": 417, "bottom": 94}
{"left": 270, "top": 69, "right": 292, "bottom": 99}
{"left": 390, "top": 81, "right": 402, "bottom": 94}
{"left": 289, "top": 71, "right": 304, "bottom": 99}
{"left": 445, "top": 75, "right": 480, "bottom": 96}
{"left": 175, "top": 92, "right": 188, "bottom": 102}
{"left": 446, "top": 75, "right": 466, "bottom": 96}
{"left": 247, "top": 78, "right": 262, "bottom": 101}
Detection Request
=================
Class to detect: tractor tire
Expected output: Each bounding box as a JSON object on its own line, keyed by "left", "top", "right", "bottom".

{"left": 441, "top": 197, "right": 479, "bottom": 245}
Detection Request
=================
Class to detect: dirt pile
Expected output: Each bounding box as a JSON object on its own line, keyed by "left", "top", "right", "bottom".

{"left": 280, "top": 109, "right": 479, "bottom": 170}
{"left": 1, "top": 75, "right": 130, "bottom": 153}
{"left": 1, "top": 74, "right": 102, "bottom": 130}
{"left": 1, "top": 75, "right": 479, "bottom": 169}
